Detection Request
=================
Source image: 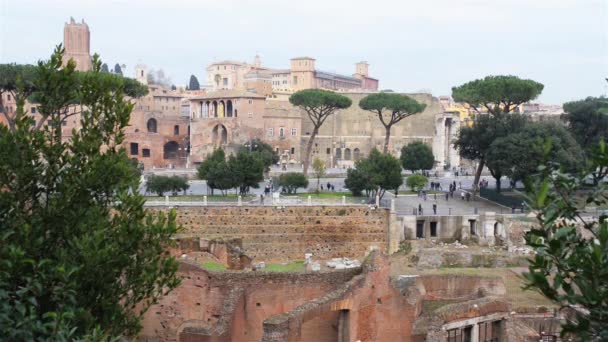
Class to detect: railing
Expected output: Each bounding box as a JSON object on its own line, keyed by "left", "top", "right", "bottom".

{"left": 144, "top": 194, "right": 370, "bottom": 207}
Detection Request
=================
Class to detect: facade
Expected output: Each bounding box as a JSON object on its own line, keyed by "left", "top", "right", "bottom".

{"left": 63, "top": 17, "right": 92, "bottom": 71}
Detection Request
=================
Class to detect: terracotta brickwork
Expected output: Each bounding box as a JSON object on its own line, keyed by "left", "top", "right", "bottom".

{"left": 152, "top": 206, "right": 389, "bottom": 262}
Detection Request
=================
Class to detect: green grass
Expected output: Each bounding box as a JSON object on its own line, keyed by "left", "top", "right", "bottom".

{"left": 201, "top": 262, "right": 227, "bottom": 271}
{"left": 264, "top": 261, "right": 305, "bottom": 272}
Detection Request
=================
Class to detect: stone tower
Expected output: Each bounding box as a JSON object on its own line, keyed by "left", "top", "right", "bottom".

{"left": 63, "top": 17, "right": 92, "bottom": 71}
{"left": 135, "top": 64, "right": 147, "bottom": 85}
{"left": 355, "top": 61, "right": 369, "bottom": 77}
{"left": 253, "top": 54, "right": 262, "bottom": 68}
{"left": 289, "top": 57, "right": 316, "bottom": 91}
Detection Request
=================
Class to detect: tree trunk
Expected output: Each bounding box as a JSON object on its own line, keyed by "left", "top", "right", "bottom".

{"left": 303, "top": 127, "right": 319, "bottom": 176}
{"left": 495, "top": 176, "right": 501, "bottom": 193}
{"left": 473, "top": 158, "right": 485, "bottom": 198}
{"left": 383, "top": 126, "right": 391, "bottom": 154}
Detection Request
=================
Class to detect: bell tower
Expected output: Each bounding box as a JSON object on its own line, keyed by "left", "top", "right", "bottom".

{"left": 63, "top": 17, "right": 92, "bottom": 71}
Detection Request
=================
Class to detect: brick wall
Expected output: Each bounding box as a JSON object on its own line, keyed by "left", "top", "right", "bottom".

{"left": 154, "top": 206, "right": 389, "bottom": 262}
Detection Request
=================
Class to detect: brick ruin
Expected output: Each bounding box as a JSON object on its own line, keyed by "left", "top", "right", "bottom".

{"left": 137, "top": 205, "right": 563, "bottom": 341}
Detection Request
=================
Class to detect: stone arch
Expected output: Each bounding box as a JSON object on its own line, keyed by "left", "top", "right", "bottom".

{"left": 147, "top": 118, "right": 157, "bottom": 133}
{"left": 212, "top": 101, "right": 218, "bottom": 118}
{"left": 219, "top": 100, "right": 225, "bottom": 118}
{"left": 344, "top": 148, "right": 351, "bottom": 160}
{"left": 163, "top": 141, "right": 180, "bottom": 159}
{"left": 212, "top": 124, "right": 228, "bottom": 146}
{"left": 353, "top": 148, "right": 361, "bottom": 161}
{"left": 226, "top": 100, "right": 233, "bottom": 117}
{"left": 205, "top": 101, "right": 211, "bottom": 118}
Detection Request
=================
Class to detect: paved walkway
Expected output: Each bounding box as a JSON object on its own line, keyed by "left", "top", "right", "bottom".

{"left": 390, "top": 192, "right": 510, "bottom": 216}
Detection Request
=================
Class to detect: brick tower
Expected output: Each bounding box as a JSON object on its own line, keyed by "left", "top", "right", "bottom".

{"left": 63, "top": 17, "right": 92, "bottom": 71}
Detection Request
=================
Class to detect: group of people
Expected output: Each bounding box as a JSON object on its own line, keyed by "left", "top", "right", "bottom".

{"left": 320, "top": 182, "right": 336, "bottom": 191}
{"left": 429, "top": 182, "right": 442, "bottom": 191}
{"left": 479, "top": 179, "right": 490, "bottom": 189}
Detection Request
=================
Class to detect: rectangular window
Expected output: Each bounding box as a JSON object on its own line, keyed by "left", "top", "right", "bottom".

{"left": 291, "top": 147, "right": 295, "bottom": 154}
{"left": 291, "top": 128, "right": 297, "bottom": 136}
{"left": 31, "top": 107, "right": 37, "bottom": 113}
{"left": 142, "top": 148, "right": 150, "bottom": 157}
{"left": 223, "top": 78, "right": 228, "bottom": 86}
{"left": 268, "top": 128, "right": 274, "bottom": 137}
{"left": 174, "top": 125, "right": 180, "bottom": 135}
{"left": 248, "top": 99, "right": 252, "bottom": 104}
{"left": 326, "top": 148, "right": 330, "bottom": 154}
{"left": 469, "top": 220, "right": 476, "bottom": 236}
{"left": 62, "top": 120, "right": 67, "bottom": 126}
{"left": 7, "top": 95, "right": 11, "bottom": 101}
{"left": 248, "top": 112, "right": 253, "bottom": 118}
{"left": 430, "top": 222, "right": 437, "bottom": 237}
{"left": 293, "top": 76, "right": 298, "bottom": 85}
{"left": 416, "top": 220, "right": 424, "bottom": 238}
{"left": 130, "top": 142, "right": 139, "bottom": 156}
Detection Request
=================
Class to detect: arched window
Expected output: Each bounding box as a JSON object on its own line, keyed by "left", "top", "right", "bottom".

{"left": 279, "top": 128, "right": 285, "bottom": 138}
{"left": 163, "top": 141, "right": 180, "bottom": 159}
{"left": 353, "top": 148, "right": 361, "bottom": 161}
{"left": 344, "top": 148, "right": 351, "bottom": 160}
{"left": 226, "top": 100, "right": 233, "bottom": 117}
{"left": 147, "top": 118, "right": 157, "bottom": 133}
{"left": 335, "top": 148, "right": 342, "bottom": 160}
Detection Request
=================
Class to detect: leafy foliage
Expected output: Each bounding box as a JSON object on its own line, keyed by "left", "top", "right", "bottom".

{"left": 113, "top": 63, "right": 122, "bottom": 75}
{"left": 189, "top": 75, "right": 200, "bottom": 90}
{"left": 101, "top": 63, "right": 109, "bottom": 73}
{"left": 344, "top": 149, "right": 402, "bottom": 199}
{"left": 228, "top": 149, "right": 265, "bottom": 195}
{"left": 239, "top": 138, "right": 279, "bottom": 172}
{"left": 289, "top": 89, "right": 351, "bottom": 175}
{"left": 147, "top": 175, "right": 190, "bottom": 196}
{"left": 359, "top": 93, "right": 426, "bottom": 153}
{"left": 452, "top": 75, "right": 544, "bottom": 114}
{"left": 524, "top": 140, "right": 608, "bottom": 340}
{"left": 454, "top": 113, "right": 528, "bottom": 192}
{"left": 400, "top": 141, "right": 435, "bottom": 172}
{"left": 486, "top": 121, "right": 584, "bottom": 185}
{"left": 563, "top": 97, "right": 608, "bottom": 155}
{"left": 0, "top": 46, "right": 180, "bottom": 339}
{"left": 406, "top": 174, "right": 428, "bottom": 191}
{"left": 452, "top": 75, "right": 543, "bottom": 193}
{"left": 278, "top": 172, "right": 309, "bottom": 194}
{"left": 312, "top": 157, "right": 326, "bottom": 192}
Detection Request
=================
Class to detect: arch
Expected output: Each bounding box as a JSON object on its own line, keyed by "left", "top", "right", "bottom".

{"left": 147, "top": 118, "right": 157, "bottom": 133}
{"left": 218, "top": 100, "right": 225, "bottom": 118}
{"left": 344, "top": 148, "right": 351, "bottom": 160}
{"left": 226, "top": 100, "right": 233, "bottom": 117}
{"left": 212, "top": 101, "right": 218, "bottom": 118}
{"left": 212, "top": 124, "right": 228, "bottom": 146}
{"left": 335, "top": 148, "right": 342, "bottom": 160}
{"left": 205, "top": 101, "right": 211, "bottom": 118}
{"left": 163, "top": 141, "right": 180, "bottom": 159}
{"left": 353, "top": 148, "right": 361, "bottom": 161}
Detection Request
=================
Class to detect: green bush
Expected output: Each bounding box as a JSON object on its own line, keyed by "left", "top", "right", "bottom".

{"left": 147, "top": 175, "right": 189, "bottom": 196}
{"left": 406, "top": 174, "right": 428, "bottom": 191}
{"left": 278, "top": 172, "right": 308, "bottom": 194}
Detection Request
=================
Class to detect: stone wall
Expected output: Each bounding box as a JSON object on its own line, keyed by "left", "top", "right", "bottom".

{"left": 154, "top": 206, "right": 389, "bottom": 262}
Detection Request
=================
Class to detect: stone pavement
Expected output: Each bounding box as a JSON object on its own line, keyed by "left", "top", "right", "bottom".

{"left": 389, "top": 192, "right": 510, "bottom": 216}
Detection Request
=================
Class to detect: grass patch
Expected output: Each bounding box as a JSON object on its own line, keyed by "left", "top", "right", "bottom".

{"left": 265, "top": 261, "right": 305, "bottom": 272}
{"left": 201, "top": 262, "right": 227, "bottom": 271}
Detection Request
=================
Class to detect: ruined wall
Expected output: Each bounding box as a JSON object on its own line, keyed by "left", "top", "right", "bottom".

{"left": 262, "top": 252, "right": 420, "bottom": 342}
{"left": 416, "top": 275, "right": 506, "bottom": 300}
{"left": 156, "top": 206, "right": 389, "bottom": 262}
{"left": 138, "top": 261, "right": 360, "bottom": 342}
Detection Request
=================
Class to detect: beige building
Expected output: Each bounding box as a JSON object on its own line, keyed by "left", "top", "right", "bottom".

{"left": 63, "top": 17, "right": 92, "bottom": 71}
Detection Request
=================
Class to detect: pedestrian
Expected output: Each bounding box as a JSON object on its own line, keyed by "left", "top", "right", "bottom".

{"left": 423, "top": 191, "right": 427, "bottom": 201}
{"left": 327, "top": 182, "right": 331, "bottom": 190}
{"left": 434, "top": 193, "right": 437, "bottom": 201}
{"left": 445, "top": 192, "right": 449, "bottom": 201}
{"left": 466, "top": 192, "right": 471, "bottom": 202}
{"left": 432, "top": 203, "right": 437, "bottom": 215}
{"left": 460, "top": 191, "right": 465, "bottom": 200}
{"left": 418, "top": 204, "right": 423, "bottom": 215}
{"left": 260, "top": 194, "right": 264, "bottom": 204}
{"left": 321, "top": 184, "right": 324, "bottom": 191}
{"left": 511, "top": 206, "right": 515, "bottom": 214}
{"left": 459, "top": 181, "right": 462, "bottom": 189}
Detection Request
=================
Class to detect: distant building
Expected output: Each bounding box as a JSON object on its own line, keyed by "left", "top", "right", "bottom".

{"left": 63, "top": 17, "right": 92, "bottom": 71}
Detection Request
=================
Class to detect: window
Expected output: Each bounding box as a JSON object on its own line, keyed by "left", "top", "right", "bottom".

{"left": 268, "top": 128, "right": 274, "bottom": 137}
{"left": 7, "top": 94, "right": 11, "bottom": 101}
{"left": 279, "top": 128, "right": 285, "bottom": 138}
{"left": 293, "top": 76, "right": 298, "bottom": 85}
{"left": 31, "top": 107, "right": 37, "bottom": 113}
{"left": 174, "top": 125, "right": 179, "bottom": 135}
{"left": 430, "top": 222, "right": 437, "bottom": 237}
{"left": 142, "top": 148, "right": 151, "bottom": 157}
{"left": 223, "top": 78, "right": 228, "bottom": 86}
{"left": 326, "top": 148, "right": 331, "bottom": 154}
{"left": 248, "top": 112, "right": 253, "bottom": 118}
{"left": 469, "top": 220, "right": 476, "bottom": 236}
{"left": 130, "top": 143, "right": 139, "bottom": 156}
{"left": 291, "top": 147, "right": 295, "bottom": 154}
{"left": 62, "top": 120, "right": 67, "bottom": 126}
{"left": 248, "top": 99, "right": 252, "bottom": 104}
{"left": 147, "top": 118, "right": 157, "bottom": 133}
{"left": 291, "top": 128, "right": 297, "bottom": 136}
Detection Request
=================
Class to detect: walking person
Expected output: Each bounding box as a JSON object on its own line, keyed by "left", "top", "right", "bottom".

{"left": 460, "top": 191, "right": 465, "bottom": 201}
{"left": 445, "top": 192, "right": 449, "bottom": 201}
{"left": 418, "top": 204, "right": 423, "bottom": 215}
{"left": 432, "top": 203, "right": 437, "bottom": 215}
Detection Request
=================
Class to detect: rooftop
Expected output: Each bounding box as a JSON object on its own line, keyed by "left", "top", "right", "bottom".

{"left": 189, "top": 89, "right": 266, "bottom": 100}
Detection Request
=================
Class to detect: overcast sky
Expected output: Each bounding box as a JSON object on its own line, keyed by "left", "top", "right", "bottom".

{"left": 1, "top": 0, "right": 606, "bottom": 104}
